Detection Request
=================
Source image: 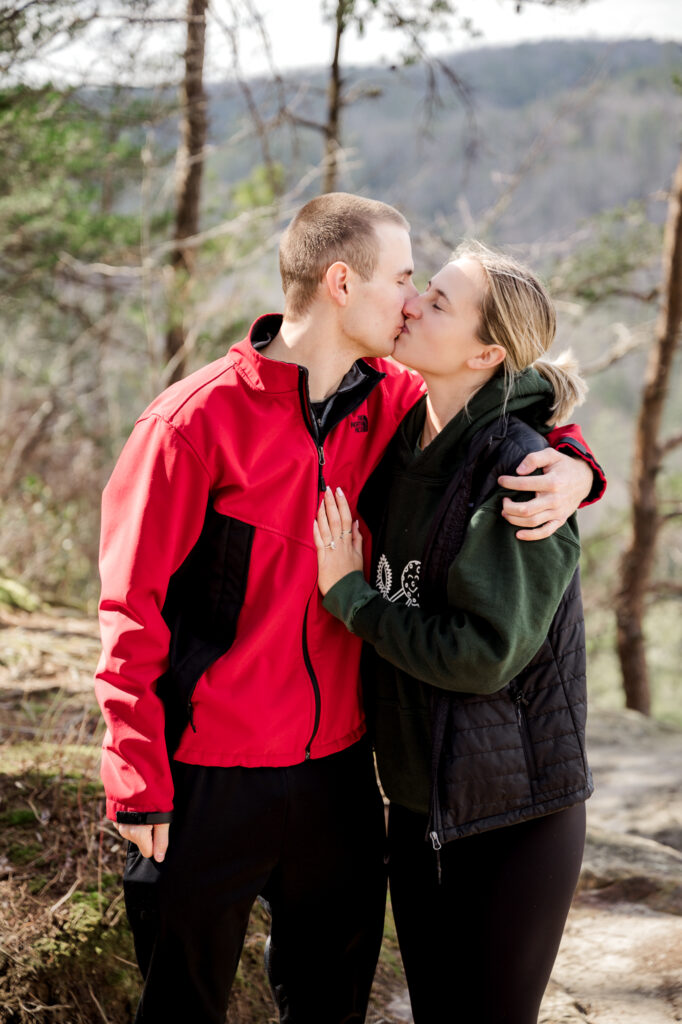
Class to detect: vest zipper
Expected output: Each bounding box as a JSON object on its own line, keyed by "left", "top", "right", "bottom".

{"left": 511, "top": 684, "right": 538, "bottom": 782}
{"left": 429, "top": 833, "right": 443, "bottom": 885}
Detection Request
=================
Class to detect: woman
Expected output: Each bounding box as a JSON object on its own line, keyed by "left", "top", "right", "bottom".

{"left": 313, "top": 242, "right": 593, "bottom": 1024}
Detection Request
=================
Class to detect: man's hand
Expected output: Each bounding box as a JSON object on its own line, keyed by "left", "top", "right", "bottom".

{"left": 498, "top": 448, "right": 593, "bottom": 541}
{"left": 115, "top": 822, "right": 170, "bottom": 861}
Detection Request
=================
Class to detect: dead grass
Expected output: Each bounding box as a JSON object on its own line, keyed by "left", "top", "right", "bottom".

{"left": 0, "top": 604, "right": 409, "bottom": 1023}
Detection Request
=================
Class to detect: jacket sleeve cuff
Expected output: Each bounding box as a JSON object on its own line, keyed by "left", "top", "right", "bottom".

{"left": 547, "top": 423, "right": 607, "bottom": 507}
{"left": 322, "top": 571, "right": 380, "bottom": 632}
{"left": 554, "top": 439, "right": 607, "bottom": 507}
{"left": 115, "top": 810, "right": 174, "bottom": 825}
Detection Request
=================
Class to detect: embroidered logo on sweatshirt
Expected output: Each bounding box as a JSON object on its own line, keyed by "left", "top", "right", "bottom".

{"left": 376, "top": 554, "right": 421, "bottom": 607}
{"left": 350, "top": 414, "right": 368, "bottom": 433}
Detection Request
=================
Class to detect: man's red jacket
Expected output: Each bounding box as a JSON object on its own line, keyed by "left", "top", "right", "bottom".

{"left": 95, "top": 315, "right": 605, "bottom": 822}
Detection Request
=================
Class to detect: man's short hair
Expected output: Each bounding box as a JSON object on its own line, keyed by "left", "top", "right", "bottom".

{"left": 279, "top": 192, "right": 409, "bottom": 318}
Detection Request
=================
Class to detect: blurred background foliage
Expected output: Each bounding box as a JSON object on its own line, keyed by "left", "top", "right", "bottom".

{"left": 0, "top": 1, "right": 680, "bottom": 720}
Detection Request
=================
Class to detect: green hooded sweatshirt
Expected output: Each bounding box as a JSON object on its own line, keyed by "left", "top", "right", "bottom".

{"left": 323, "top": 368, "right": 581, "bottom": 814}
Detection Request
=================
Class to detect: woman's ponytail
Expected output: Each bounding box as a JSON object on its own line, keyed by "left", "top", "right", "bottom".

{"left": 533, "top": 350, "right": 588, "bottom": 426}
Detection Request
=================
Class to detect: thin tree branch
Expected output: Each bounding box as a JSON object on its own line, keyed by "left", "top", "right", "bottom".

{"left": 659, "top": 431, "right": 682, "bottom": 458}
{"left": 648, "top": 581, "right": 682, "bottom": 598}
{"left": 582, "top": 323, "right": 652, "bottom": 376}
{"left": 57, "top": 158, "right": 334, "bottom": 282}
{"left": 478, "top": 75, "right": 604, "bottom": 236}
{"left": 211, "top": 0, "right": 281, "bottom": 194}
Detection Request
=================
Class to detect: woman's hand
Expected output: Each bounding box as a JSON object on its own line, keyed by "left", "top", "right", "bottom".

{"left": 313, "top": 486, "right": 364, "bottom": 596}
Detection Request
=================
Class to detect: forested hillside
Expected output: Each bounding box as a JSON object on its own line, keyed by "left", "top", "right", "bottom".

{"left": 207, "top": 38, "right": 681, "bottom": 240}
{"left": 2, "top": 19, "right": 682, "bottom": 1023}
{"left": 1, "top": 37, "right": 680, "bottom": 713}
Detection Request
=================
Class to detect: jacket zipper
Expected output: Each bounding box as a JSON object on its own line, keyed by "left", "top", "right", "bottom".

{"left": 511, "top": 684, "right": 538, "bottom": 782}
{"left": 302, "top": 597, "right": 322, "bottom": 759}
{"left": 297, "top": 367, "right": 325, "bottom": 757}
{"left": 298, "top": 368, "right": 327, "bottom": 492}
{"left": 427, "top": 695, "right": 447, "bottom": 885}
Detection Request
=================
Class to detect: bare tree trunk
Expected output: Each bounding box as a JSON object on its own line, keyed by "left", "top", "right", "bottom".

{"left": 165, "top": 0, "right": 208, "bottom": 384}
{"left": 615, "top": 152, "right": 682, "bottom": 714}
{"left": 322, "top": 0, "right": 348, "bottom": 194}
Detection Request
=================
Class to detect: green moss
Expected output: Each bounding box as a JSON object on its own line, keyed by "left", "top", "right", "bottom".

{"left": 30, "top": 903, "right": 140, "bottom": 1016}
{"left": 61, "top": 779, "right": 103, "bottom": 797}
{"left": 0, "top": 807, "right": 36, "bottom": 826}
{"left": 8, "top": 841, "right": 42, "bottom": 864}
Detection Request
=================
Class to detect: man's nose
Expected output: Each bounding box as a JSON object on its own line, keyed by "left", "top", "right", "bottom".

{"left": 402, "top": 291, "right": 422, "bottom": 318}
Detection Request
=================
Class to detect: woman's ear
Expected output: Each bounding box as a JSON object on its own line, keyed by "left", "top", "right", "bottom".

{"left": 325, "top": 261, "right": 350, "bottom": 306}
{"left": 467, "top": 343, "right": 506, "bottom": 371}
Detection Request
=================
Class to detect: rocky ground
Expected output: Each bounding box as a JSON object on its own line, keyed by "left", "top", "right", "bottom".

{"left": 384, "top": 709, "right": 682, "bottom": 1024}
{"left": 1, "top": 607, "right": 681, "bottom": 1023}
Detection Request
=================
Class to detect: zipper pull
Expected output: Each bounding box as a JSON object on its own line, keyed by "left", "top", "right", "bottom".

{"left": 430, "top": 833, "right": 443, "bottom": 885}
{"left": 318, "top": 446, "right": 326, "bottom": 492}
{"left": 510, "top": 682, "right": 528, "bottom": 707}
{"left": 187, "top": 699, "right": 197, "bottom": 733}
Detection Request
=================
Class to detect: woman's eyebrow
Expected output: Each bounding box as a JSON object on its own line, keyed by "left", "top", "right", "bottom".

{"left": 427, "top": 281, "right": 451, "bottom": 306}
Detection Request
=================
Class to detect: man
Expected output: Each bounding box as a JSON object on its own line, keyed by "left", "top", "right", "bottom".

{"left": 96, "top": 193, "right": 603, "bottom": 1024}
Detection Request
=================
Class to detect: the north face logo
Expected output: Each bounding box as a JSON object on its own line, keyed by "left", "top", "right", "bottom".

{"left": 350, "top": 415, "right": 368, "bottom": 433}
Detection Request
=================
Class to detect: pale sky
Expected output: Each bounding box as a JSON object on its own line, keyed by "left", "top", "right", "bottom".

{"left": 21, "top": 0, "right": 682, "bottom": 86}
{"left": 234, "top": 0, "right": 680, "bottom": 77}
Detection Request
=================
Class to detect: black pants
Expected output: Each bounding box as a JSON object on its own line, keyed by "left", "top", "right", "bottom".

{"left": 123, "top": 739, "right": 387, "bottom": 1024}
{"left": 388, "top": 801, "right": 586, "bottom": 1024}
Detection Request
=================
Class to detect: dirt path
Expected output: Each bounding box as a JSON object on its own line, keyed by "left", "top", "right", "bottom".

{"left": 2, "top": 608, "right": 681, "bottom": 1022}
{"left": 0, "top": 607, "right": 99, "bottom": 695}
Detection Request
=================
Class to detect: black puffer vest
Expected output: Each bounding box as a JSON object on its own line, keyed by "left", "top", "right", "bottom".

{"left": 416, "top": 415, "right": 594, "bottom": 845}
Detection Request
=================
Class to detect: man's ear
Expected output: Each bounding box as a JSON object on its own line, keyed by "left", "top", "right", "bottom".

{"left": 467, "top": 344, "right": 506, "bottom": 371}
{"left": 325, "top": 261, "right": 351, "bottom": 306}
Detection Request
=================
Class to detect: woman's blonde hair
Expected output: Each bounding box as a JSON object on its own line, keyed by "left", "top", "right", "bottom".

{"left": 452, "top": 241, "right": 587, "bottom": 425}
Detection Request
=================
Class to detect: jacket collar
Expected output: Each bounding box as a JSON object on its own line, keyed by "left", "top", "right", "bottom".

{"left": 230, "top": 314, "right": 386, "bottom": 401}
{"left": 229, "top": 314, "right": 301, "bottom": 393}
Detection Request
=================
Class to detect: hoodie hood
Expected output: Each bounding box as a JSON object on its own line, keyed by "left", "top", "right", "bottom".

{"left": 394, "top": 367, "right": 555, "bottom": 481}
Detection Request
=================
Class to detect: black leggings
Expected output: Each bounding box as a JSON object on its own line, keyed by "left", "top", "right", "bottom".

{"left": 388, "top": 801, "right": 586, "bottom": 1024}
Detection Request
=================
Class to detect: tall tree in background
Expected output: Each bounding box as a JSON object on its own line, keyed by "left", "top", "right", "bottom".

{"left": 323, "top": 0, "right": 351, "bottom": 194}
{"left": 311, "top": 0, "right": 474, "bottom": 194}
{"left": 304, "top": 0, "right": 591, "bottom": 194}
{"left": 614, "top": 153, "right": 682, "bottom": 715}
{"left": 166, "top": 0, "right": 209, "bottom": 384}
